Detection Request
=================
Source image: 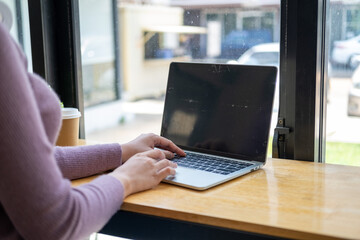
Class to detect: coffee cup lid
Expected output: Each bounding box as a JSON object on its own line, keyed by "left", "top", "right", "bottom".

{"left": 61, "top": 107, "right": 81, "bottom": 119}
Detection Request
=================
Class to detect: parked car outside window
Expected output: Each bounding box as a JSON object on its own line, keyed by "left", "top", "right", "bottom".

{"left": 348, "top": 65, "right": 360, "bottom": 117}
{"left": 235, "top": 42, "right": 279, "bottom": 66}
{"left": 331, "top": 34, "right": 360, "bottom": 69}
{"left": 221, "top": 29, "right": 272, "bottom": 59}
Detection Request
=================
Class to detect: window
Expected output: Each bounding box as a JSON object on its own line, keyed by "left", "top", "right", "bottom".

{"left": 29, "top": 0, "right": 340, "bottom": 163}
{"left": 325, "top": 1, "right": 360, "bottom": 166}
{"left": 27, "top": 0, "right": 331, "bottom": 163}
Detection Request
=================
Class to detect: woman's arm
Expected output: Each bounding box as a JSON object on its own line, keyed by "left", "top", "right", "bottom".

{"left": 0, "top": 23, "right": 182, "bottom": 240}
{"left": 54, "top": 131, "right": 186, "bottom": 180}
{"left": 0, "top": 23, "right": 123, "bottom": 240}
{"left": 54, "top": 144, "right": 122, "bottom": 180}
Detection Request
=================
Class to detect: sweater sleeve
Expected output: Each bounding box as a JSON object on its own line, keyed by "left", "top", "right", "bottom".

{"left": 0, "top": 23, "right": 124, "bottom": 240}
{"left": 54, "top": 144, "right": 123, "bottom": 180}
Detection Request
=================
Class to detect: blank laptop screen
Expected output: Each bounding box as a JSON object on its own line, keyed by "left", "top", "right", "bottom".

{"left": 161, "top": 62, "right": 277, "bottom": 163}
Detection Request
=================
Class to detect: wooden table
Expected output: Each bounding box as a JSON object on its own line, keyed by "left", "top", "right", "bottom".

{"left": 72, "top": 158, "right": 360, "bottom": 240}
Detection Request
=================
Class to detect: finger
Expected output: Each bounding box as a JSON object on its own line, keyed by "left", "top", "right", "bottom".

{"left": 143, "top": 149, "right": 166, "bottom": 160}
{"left": 153, "top": 136, "right": 186, "bottom": 157}
{"left": 163, "top": 150, "right": 175, "bottom": 159}
{"left": 157, "top": 166, "right": 176, "bottom": 180}
{"left": 155, "top": 159, "right": 177, "bottom": 170}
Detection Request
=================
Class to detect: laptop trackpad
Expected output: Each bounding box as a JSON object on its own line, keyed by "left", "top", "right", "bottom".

{"left": 163, "top": 166, "right": 228, "bottom": 190}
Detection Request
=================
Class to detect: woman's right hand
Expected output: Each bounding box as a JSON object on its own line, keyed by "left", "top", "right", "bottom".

{"left": 109, "top": 149, "right": 177, "bottom": 198}
{"left": 121, "top": 133, "right": 186, "bottom": 163}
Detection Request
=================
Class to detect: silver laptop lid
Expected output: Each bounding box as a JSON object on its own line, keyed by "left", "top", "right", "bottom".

{"left": 161, "top": 62, "right": 277, "bottom": 163}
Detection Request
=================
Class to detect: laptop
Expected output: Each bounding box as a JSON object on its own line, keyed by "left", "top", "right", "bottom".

{"left": 161, "top": 62, "right": 277, "bottom": 190}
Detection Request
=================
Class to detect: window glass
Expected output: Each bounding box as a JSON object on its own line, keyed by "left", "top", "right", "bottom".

{"left": 78, "top": 0, "right": 117, "bottom": 108}
{"left": 326, "top": 1, "right": 360, "bottom": 166}
{"left": 1, "top": 0, "right": 32, "bottom": 71}
{"left": 84, "top": 1, "right": 280, "bottom": 157}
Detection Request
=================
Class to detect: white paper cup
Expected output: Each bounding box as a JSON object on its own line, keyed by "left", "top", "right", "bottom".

{"left": 56, "top": 108, "right": 81, "bottom": 146}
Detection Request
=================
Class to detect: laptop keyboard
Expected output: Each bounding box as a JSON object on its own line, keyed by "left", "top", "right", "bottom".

{"left": 172, "top": 152, "right": 253, "bottom": 175}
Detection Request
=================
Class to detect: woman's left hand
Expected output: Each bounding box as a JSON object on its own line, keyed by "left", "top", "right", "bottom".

{"left": 121, "top": 133, "right": 186, "bottom": 163}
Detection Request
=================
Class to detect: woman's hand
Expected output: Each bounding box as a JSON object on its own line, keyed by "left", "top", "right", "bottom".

{"left": 109, "top": 149, "right": 177, "bottom": 198}
{"left": 121, "top": 133, "right": 185, "bottom": 163}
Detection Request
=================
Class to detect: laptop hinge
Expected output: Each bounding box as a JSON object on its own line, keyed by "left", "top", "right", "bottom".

{"left": 272, "top": 117, "right": 290, "bottom": 159}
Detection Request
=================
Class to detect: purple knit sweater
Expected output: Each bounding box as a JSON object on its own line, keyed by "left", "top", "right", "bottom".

{"left": 0, "top": 24, "right": 124, "bottom": 239}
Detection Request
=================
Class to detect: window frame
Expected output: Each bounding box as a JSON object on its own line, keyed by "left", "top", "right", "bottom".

{"left": 28, "top": 0, "right": 85, "bottom": 138}
{"left": 272, "top": 0, "right": 327, "bottom": 162}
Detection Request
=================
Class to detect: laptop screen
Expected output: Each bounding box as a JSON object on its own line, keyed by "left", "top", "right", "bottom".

{"left": 161, "top": 62, "right": 277, "bottom": 162}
